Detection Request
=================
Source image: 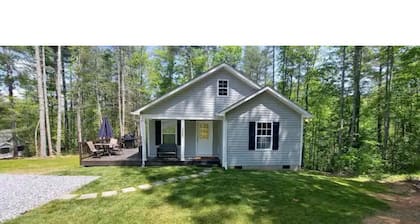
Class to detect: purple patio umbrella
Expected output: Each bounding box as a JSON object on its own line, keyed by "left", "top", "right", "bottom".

{"left": 98, "top": 117, "right": 113, "bottom": 139}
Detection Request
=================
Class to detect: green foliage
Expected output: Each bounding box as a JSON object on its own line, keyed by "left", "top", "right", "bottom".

{"left": 213, "top": 46, "right": 242, "bottom": 68}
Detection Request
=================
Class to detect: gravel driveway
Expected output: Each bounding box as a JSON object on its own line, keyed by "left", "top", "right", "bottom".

{"left": 0, "top": 174, "right": 98, "bottom": 223}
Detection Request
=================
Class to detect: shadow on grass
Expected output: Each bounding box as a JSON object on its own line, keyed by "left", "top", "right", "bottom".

{"left": 158, "top": 169, "right": 389, "bottom": 224}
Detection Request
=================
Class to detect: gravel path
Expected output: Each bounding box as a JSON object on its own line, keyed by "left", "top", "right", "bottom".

{"left": 0, "top": 174, "right": 98, "bottom": 223}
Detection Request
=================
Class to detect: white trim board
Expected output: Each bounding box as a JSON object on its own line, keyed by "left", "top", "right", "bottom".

{"left": 217, "top": 86, "right": 312, "bottom": 118}
{"left": 139, "top": 115, "right": 223, "bottom": 120}
{"left": 131, "top": 64, "right": 260, "bottom": 115}
{"left": 217, "top": 79, "right": 229, "bottom": 97}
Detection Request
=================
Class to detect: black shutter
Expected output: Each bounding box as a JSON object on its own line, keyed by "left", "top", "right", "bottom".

{"left": 155, "top": 120, "right": 161, "bottom": 145}
{"left": 249, "top": 122, "right": 256, "bottom": 150}
{"left": 272, "top": 122, "right": 279, "bottom": 150}
{"left": 177, "top": 120, "right": 181, "bottom": 145}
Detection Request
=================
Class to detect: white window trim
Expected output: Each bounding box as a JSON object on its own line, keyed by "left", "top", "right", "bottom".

{"left": 217, "top": 79, "right": 229, "bottom": 97}
{"left": 161, "top": 120, "right": 177, "bottom": 144}
{"left": 255, "top": 121, "right": 273, "bottom": 151}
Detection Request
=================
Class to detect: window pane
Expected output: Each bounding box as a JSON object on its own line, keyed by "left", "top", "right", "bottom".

{"left": 163, "top": 134, "right": 176, "bottom": 144}
{"left": 162, "top": 120, "right": 176, "bottom": 134}
{"left": 199, "top": 123, "right": 209, "bottom": 139}
{"left": 267, "top": 123, "right": 272, "bottom": 128}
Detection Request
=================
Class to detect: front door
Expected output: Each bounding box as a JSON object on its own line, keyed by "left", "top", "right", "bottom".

{"left": 196, "top": 121, "right": 213, "bottom": 156}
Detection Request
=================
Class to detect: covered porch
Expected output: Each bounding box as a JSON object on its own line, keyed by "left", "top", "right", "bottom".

{"left": 139, "top": 116, "right": 222, "bottom": 167}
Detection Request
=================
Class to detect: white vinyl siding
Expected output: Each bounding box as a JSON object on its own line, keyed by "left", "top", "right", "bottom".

{"left": 141, "top": 69, "right": 256, "bottom": 117}
{"left": 226, "top": 92, "right": 302, "bottom": 167}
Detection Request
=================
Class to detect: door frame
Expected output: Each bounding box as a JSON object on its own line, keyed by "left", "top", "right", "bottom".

{"left": 195, "top": 120, "right": 213, "bottom": 156}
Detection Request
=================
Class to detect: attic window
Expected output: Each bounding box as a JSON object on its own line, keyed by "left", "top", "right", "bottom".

{"left": 217, "top": 79, "right": 229, "bottom": 96}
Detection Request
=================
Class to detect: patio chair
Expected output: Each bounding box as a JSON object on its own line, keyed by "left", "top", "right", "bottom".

{"left": 86, "top": 141, "right": 104, "bottom": 158}
{"left": 110, "top": 138, "right": 123, "bottom": 153}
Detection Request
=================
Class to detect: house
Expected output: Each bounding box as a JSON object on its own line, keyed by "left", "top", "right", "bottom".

{"left": 132, "top": 64, "right": 312, "bottom": 169}
{"left": 0, "top": 129, "right": 25, "bottom": 159}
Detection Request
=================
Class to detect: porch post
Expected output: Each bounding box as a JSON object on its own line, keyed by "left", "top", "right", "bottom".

{"left": 180, "top": 119, "right": 185, "bottom": 161}
{"left": 140, "top": 116, "right": 147, "bottom": 167}
{"left": 222, "top": 117, "right": 228, "bottom": 169}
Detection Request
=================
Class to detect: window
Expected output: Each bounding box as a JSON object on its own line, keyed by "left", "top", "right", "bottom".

{"left": 256, "top": 122, "right": 272, "bottom": 150}
{"left": 217, "top": 79, "right": 229, "bottom": 96}
{"left": 198, "top": 123, "right": 209, "bottom": 139}
{"left": 162, "top": 120, "right": 176, "bottom": 144}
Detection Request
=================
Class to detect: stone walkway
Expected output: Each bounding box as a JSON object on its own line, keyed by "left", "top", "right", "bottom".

{"left": 59, "top": 168, "right": 213, "bottom": 201}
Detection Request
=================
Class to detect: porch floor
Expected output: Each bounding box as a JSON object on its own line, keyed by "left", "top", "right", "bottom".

{"left": 81, "top": 148, "right": 141, "bottom": 166}
{"left": 146, "top": 156, "right": 220, "bottom": 167}
{"left": 80, "top": 148, "right": 220, "bottom": 167}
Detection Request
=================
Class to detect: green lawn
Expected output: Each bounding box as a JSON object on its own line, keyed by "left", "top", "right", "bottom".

{"left": 1, "top": 157, "right": 392, "bottom": 224}
{"left": 0, "top": 156, "right": 79, "bottom": 174}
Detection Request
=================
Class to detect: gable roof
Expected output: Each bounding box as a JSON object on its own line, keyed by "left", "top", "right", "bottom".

{"left": 131, "top": 63, "right": 260, "bottom": 115}
{"left": 217, "top": 86, "right": 312, "bottom": 118}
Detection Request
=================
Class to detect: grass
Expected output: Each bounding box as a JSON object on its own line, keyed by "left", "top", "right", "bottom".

{"left": 0, "top": 156, "right": 79, "bottom": 174}
{"left": 51, "top": 166, "right": 202, "bottom": 194}
{"left": 1, "top": 156, "right": 393, "bottom": 224}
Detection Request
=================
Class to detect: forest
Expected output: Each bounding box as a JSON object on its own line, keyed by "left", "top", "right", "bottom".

{"left": 0, "top": 46, "right": 418, "bottom": 175}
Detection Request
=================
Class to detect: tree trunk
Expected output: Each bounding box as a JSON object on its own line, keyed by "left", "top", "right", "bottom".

{"left": 35, "top": 46, "right": 47, "bottom": 157}
{"left": 282, "top": 47, "right": 287, "bottom": 94}
{"left": 42, "top": 47, "right": 53, "bottom": 155}
{"left": 296, "top": 64, "right": 301, "bottom": 104}
{"left": 377, "top": 63, "right": 383, "bottom": 152}
{"left": 76, "top": 88, "right": 82, "bottom": 143}
{"left": 117, "top": 47, "right": 123, "bottom": 138}
{"left": 289, "top": 62, "right": 294, "bottom": 99}
{"left": 383, "top": 46, "right": 393, "bottom": 161}
{"left": 339, "top": 46, "right": 346, "bottom": 152}
{"left": 56, "top": 46, "right": 63, "bottom": 155}
{"left": 61, "top": 48, "right": 69, "bottom": 152}
{"left": 34, "top": 120, "right": 40, "bottom": 156}
{"left": 272, "top": 46, "right": 275, "bottom": 88}
{"left": 349, "top": 46, "right": 362, "bottom": 148}
{"left": 122, "top": 50, "right": 126, "bottom": 137}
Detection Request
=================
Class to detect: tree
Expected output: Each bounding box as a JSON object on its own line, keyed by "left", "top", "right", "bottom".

{"left": 213, "top": 46, "right": 242, "bottom": 68}
{"left": 35, "top": 46, "right": 47, "bottom": 157}
{"left": 42, "top": 47, "right": 53, "bottom": 155}
{"left": 383, "top": 46, "right": 393, "bottom": 164}
{"left": 349, "top": 46, "right": 362, "bottom": 148}
{"left": 338, "top": 46, "right": 346, "bottom": 152}
{"left": 56, "top": 46, "right": 63, "bottom": 155}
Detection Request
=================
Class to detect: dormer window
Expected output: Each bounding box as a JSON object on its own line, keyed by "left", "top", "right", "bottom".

{"left": 217, "top": 79, "right": 229, "bottom": 96}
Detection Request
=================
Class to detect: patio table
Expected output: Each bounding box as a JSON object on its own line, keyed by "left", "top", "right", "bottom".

{"left": 94, "top": 143, "right": 112, "bottom": 156}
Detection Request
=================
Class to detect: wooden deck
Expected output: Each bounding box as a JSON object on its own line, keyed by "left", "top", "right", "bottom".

{"left": 81, "top": 148, "right": 141, "bottom": 166}
{"left": 80, "top": 145, "right": 220, "bottom": 167}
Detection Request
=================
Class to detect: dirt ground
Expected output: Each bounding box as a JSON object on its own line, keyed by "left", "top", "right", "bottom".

{"left": 363, "top": 180, "right": 420, "bottom": 224}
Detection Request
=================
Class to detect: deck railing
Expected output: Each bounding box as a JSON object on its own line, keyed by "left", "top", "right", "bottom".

{"left": 78, "top": 141, "right": 91, "bottom": 166}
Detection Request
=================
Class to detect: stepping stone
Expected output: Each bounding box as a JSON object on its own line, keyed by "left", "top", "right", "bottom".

{"left": 121, "top": 187, "right": 136, "bottom": 193}
{"left": 79, "top": 193, "right": 97, "bottom": 200}
{"left": 199, "top": 172, "right": 209, "bottom": 176}
{"left": 138, "top": 184, "right": 153, "bottom": 190}
{"left": 190, "top": 174, "right": 199, "bottom": 178}
{"left": 59, "top": 194, "right": 78, "bottom": 200}
{"left": 178, "top": 176, "right": 190, "bottom": 180}
{"left": 102, "top": 191, "right": 118, "bottom": 197}
{"left": 152, "top": 181, "right": 165, "bottom": 186}
{"left": 166, "top": 177, "right": 178, "bottom": 183}
{"left": 203, "top": 169, "right": 212, "bottom": 173}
